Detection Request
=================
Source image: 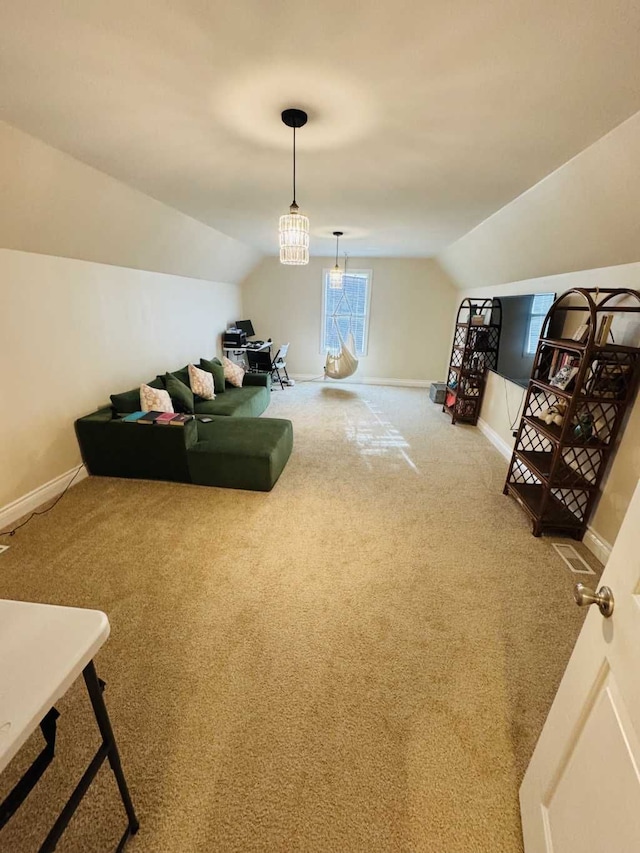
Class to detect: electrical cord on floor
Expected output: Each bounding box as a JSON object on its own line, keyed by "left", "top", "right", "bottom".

{"left": 295, "top": 375, "right": 326, "bottom": 383}
{"left": 1, "top": 464, "right": 85, "bottom": 537}
{"left": 504, "top": 378, "right": 527, "bottom": 431}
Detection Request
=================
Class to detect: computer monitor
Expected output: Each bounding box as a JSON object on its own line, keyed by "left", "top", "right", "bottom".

{"left": 236, "top": 319, "right": 255, "bottom": 337}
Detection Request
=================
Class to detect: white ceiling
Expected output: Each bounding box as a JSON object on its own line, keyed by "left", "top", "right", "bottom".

{"left": 1, "top": 0, "right": 640, "bottom": 259}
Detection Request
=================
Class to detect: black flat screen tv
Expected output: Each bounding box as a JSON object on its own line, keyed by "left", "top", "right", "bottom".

{"left": 493, "top": 293, "right": 564, "bottom": 387}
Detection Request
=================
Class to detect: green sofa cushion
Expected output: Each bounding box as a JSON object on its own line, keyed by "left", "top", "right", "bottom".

{"left": 199, "top": 357, "right": 226, "bottom": 393}
{"left": 110, "top": 377, "right": 164, "bottom": 413}
{"left": 194, "top": 385, "right": 269, "bottom": 418}
{"left": 188, "top": 417, "right": 293, "bottom": 491}
{"left": 164, "top": 373, "right": 195, "bottom": 413}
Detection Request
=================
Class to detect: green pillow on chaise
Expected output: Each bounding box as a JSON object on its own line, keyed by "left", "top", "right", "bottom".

{"left": 163, "top": 373, "right": 195, "bottom": 413}
{"left": 199, "top": 357, "right": 226, "bottom": 394}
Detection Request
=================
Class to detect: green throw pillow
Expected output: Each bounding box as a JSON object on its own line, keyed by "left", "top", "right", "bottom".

{"left": 110, "top": 377, "right": 163, "bottom": 413}
{"left": 163, "top": 373, "right": 194, "bottom": 413}
{"left": 171, "top": 365, "right": 191, "bottom": 388}
{"left": 200, "top": 357, "right": 225, "bottom": 394}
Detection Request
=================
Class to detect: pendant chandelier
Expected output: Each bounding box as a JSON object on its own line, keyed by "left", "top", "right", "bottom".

{"left": 329, "top": 231, "right": 344, "bottom": 289}
{"left": 279, "top": 108, "right": 309, "bottom": 265}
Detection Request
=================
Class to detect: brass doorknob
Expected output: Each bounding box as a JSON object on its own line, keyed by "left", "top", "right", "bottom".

{"left": 573, "top": 583, "right": 614, "bottom": 617}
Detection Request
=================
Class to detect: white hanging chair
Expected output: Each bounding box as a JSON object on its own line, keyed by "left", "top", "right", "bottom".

{"left": 325, "top": 328, "right": 359, "bottom": 380}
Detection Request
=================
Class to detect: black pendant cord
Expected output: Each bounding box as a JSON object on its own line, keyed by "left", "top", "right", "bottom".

{"left": 292, "top": 126, "right": 297, "bottom": 207}
{"left": 335, "top": 233, "right": 339, "bottom": 266}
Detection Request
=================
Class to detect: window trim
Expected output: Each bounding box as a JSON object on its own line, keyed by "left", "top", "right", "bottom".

{"left": 524, "top": 292, "right": 555, "bottom": 356}
{"left": 320, "top": 268, "right": 373, "bottom": 357}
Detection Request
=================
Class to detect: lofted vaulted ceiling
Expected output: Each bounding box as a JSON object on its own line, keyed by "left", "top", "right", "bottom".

{"left": 1, "top": 0, "right": 640, "bottom": 258}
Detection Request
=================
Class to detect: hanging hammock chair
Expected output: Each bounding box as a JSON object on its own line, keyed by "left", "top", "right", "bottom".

{"left": 325, "top": 328, "right": 359, "bottom": 379}
{"left": 323, "top": 256, "right": 360, "bottom": 380}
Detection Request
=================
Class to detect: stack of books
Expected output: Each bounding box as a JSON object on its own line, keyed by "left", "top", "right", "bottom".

{"left": 121, "top": 411, "right": 193, "bottom": 425}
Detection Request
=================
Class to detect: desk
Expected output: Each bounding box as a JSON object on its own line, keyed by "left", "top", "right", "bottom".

{"left": 0, "top": 599, "right": 138, "bottom": 851}
{"left": 223, "top": 341, "right": 271, "bottom": 369}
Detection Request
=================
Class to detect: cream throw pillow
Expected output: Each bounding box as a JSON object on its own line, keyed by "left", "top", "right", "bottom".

{"left": 140, "top": 384, "right": 174, "bottom": 413}
{"left": 222, "top": 356, "right": 244, "bottom": 388}
{"left": 188, "top": 363, "right": 216, "bottom": 400}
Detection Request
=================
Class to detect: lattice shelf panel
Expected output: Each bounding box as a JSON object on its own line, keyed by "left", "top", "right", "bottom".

{"left": 580, "top": 350, "right": 638, "bottom": 400}
{"left": 550, "top": 488, "right": 589, "bottom": 522}
{"left": 458, "top": 377, "right": 482, "bottom": 398}
{"left": 517, "top": 420, "right": 554, "bottom": 454}
{"left": 524, "top": 386, "right": 565, "bottom": 420}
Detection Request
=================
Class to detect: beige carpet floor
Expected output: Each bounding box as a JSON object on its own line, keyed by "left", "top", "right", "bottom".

{"left": 0, "top": 383, "right": 600, "bottom": 853}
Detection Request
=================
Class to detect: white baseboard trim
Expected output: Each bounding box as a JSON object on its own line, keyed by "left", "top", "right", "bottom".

{"left": 0, "top": 465, "right": 88, "bottom": 531}
{"left": 291, "top": 374, "right": 434, "bottom": 388}
{"left": 477, "top": 417, "right": 513, "bottom": 460}
{"left": 583, "top": 527, "right": 612, "bottom": 566}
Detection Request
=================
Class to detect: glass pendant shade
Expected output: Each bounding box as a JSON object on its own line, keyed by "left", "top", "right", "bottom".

{"left": 279, "top": 203, "right": 309, "bottom": 265}
{"left": 328, "top": 230, "right": 344, "bottom": 289}
{"left": 329, "top": 264, "right": 343, "bottom": 289}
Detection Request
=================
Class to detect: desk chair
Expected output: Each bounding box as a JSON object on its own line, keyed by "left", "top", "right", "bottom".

{"left": 247, "top": 344, "right": 290, "bottom": 389}
{"left": 272, "top": 344, "right": 290, "bottom": 388}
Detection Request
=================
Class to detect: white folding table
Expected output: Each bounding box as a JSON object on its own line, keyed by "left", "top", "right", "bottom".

{"left": 0, "top": 599, "right": 138, "bottom": 852}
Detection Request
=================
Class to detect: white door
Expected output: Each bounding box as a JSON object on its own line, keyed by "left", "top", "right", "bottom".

{"left": 520, "top": 478, "right": 640, "bottom": 853}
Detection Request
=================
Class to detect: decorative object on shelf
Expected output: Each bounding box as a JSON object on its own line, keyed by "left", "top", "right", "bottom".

{"left": 503, "top": 287, "right": 640, "bottom": 539}
{"left": 279, "top": 108, "right": 310, "bottom": 265}
{"left": 540, "top": 402, "right": 566, "bottom": 427}
{"left": 443, "top": 298, "right": 502, "bottom": 425}
{"left": 549, "top": 362, "right": 579, "bottom": 390}
{"left": 573, "top": 413, "right": 594, "bottom": 441}
{"left": 470, "top": 306, "right": 486, "bottom": 326}
{"left": 329, "top": 231, "right": 344, "bottom": 289}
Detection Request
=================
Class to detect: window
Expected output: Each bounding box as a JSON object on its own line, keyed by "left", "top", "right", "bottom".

{"left": 525, "top": 292, "right": 555, "bottom": 355}
{"left": 321, "top": 269, "right": 372, "bottom": 356}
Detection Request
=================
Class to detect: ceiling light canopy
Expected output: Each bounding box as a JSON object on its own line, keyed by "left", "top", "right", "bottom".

{"left": 279, "top": 108, "right": 309, "bottom": 265}
{"left": 329, "top": 231, "right": 344, "bottom": 289}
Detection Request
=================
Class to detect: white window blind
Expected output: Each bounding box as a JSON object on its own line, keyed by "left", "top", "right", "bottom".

{"left": 525, "top": 292, "right": 554, "bottom": 354}
{"left": 321, "top": 270, "right": 372, "bottom": 356}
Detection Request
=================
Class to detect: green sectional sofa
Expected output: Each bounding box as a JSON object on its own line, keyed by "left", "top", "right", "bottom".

{"left": 75, "top": 358, "right": 293, "bottom": 491}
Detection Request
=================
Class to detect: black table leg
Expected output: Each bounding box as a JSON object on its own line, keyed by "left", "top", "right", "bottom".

{"left": 83, "top": 661, "right": 139, "bottom": 836}
{"left": 36, "top": 661, "right": 139, "bottom": 852}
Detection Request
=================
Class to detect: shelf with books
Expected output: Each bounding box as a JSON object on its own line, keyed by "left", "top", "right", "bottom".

{"left": 504, "top": 287, "right": 640, "bottom": 538}
{"left": 443, "top": 298, "right": 502, "bottom": 425}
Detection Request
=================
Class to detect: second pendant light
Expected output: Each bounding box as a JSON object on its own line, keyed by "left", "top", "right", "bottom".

{"left": 329, "top": 231, "right": 344, "bottom": 290}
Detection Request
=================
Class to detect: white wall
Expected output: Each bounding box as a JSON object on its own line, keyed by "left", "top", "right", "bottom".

{"left": 439, "top": 111, "right": 640, "bottom": 290}
{"left": 0, "top": 120, "right": 260, "bottom": 515}
{"left": 241, "top": 256, "right": 457, "bottom": 383}
{"left": 0, "top": 249, "right": 242, "bottom": 511}
{"left": 0, "top": 120, "right": 261, "bottom": 282}
{"left": 457, "top": 263, "right": 640, "bottom": 551}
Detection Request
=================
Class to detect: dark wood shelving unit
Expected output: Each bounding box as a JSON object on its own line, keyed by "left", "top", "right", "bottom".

{"left": 443, "top": 298, "right": 501, "bottom": 425}
{"left": 504, "top": 287, "right": 640, "bottom": 538}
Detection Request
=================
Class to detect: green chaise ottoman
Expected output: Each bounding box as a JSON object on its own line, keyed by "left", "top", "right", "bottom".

{"left": 188, "top": 417, "right": 293, "bottom": 492}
